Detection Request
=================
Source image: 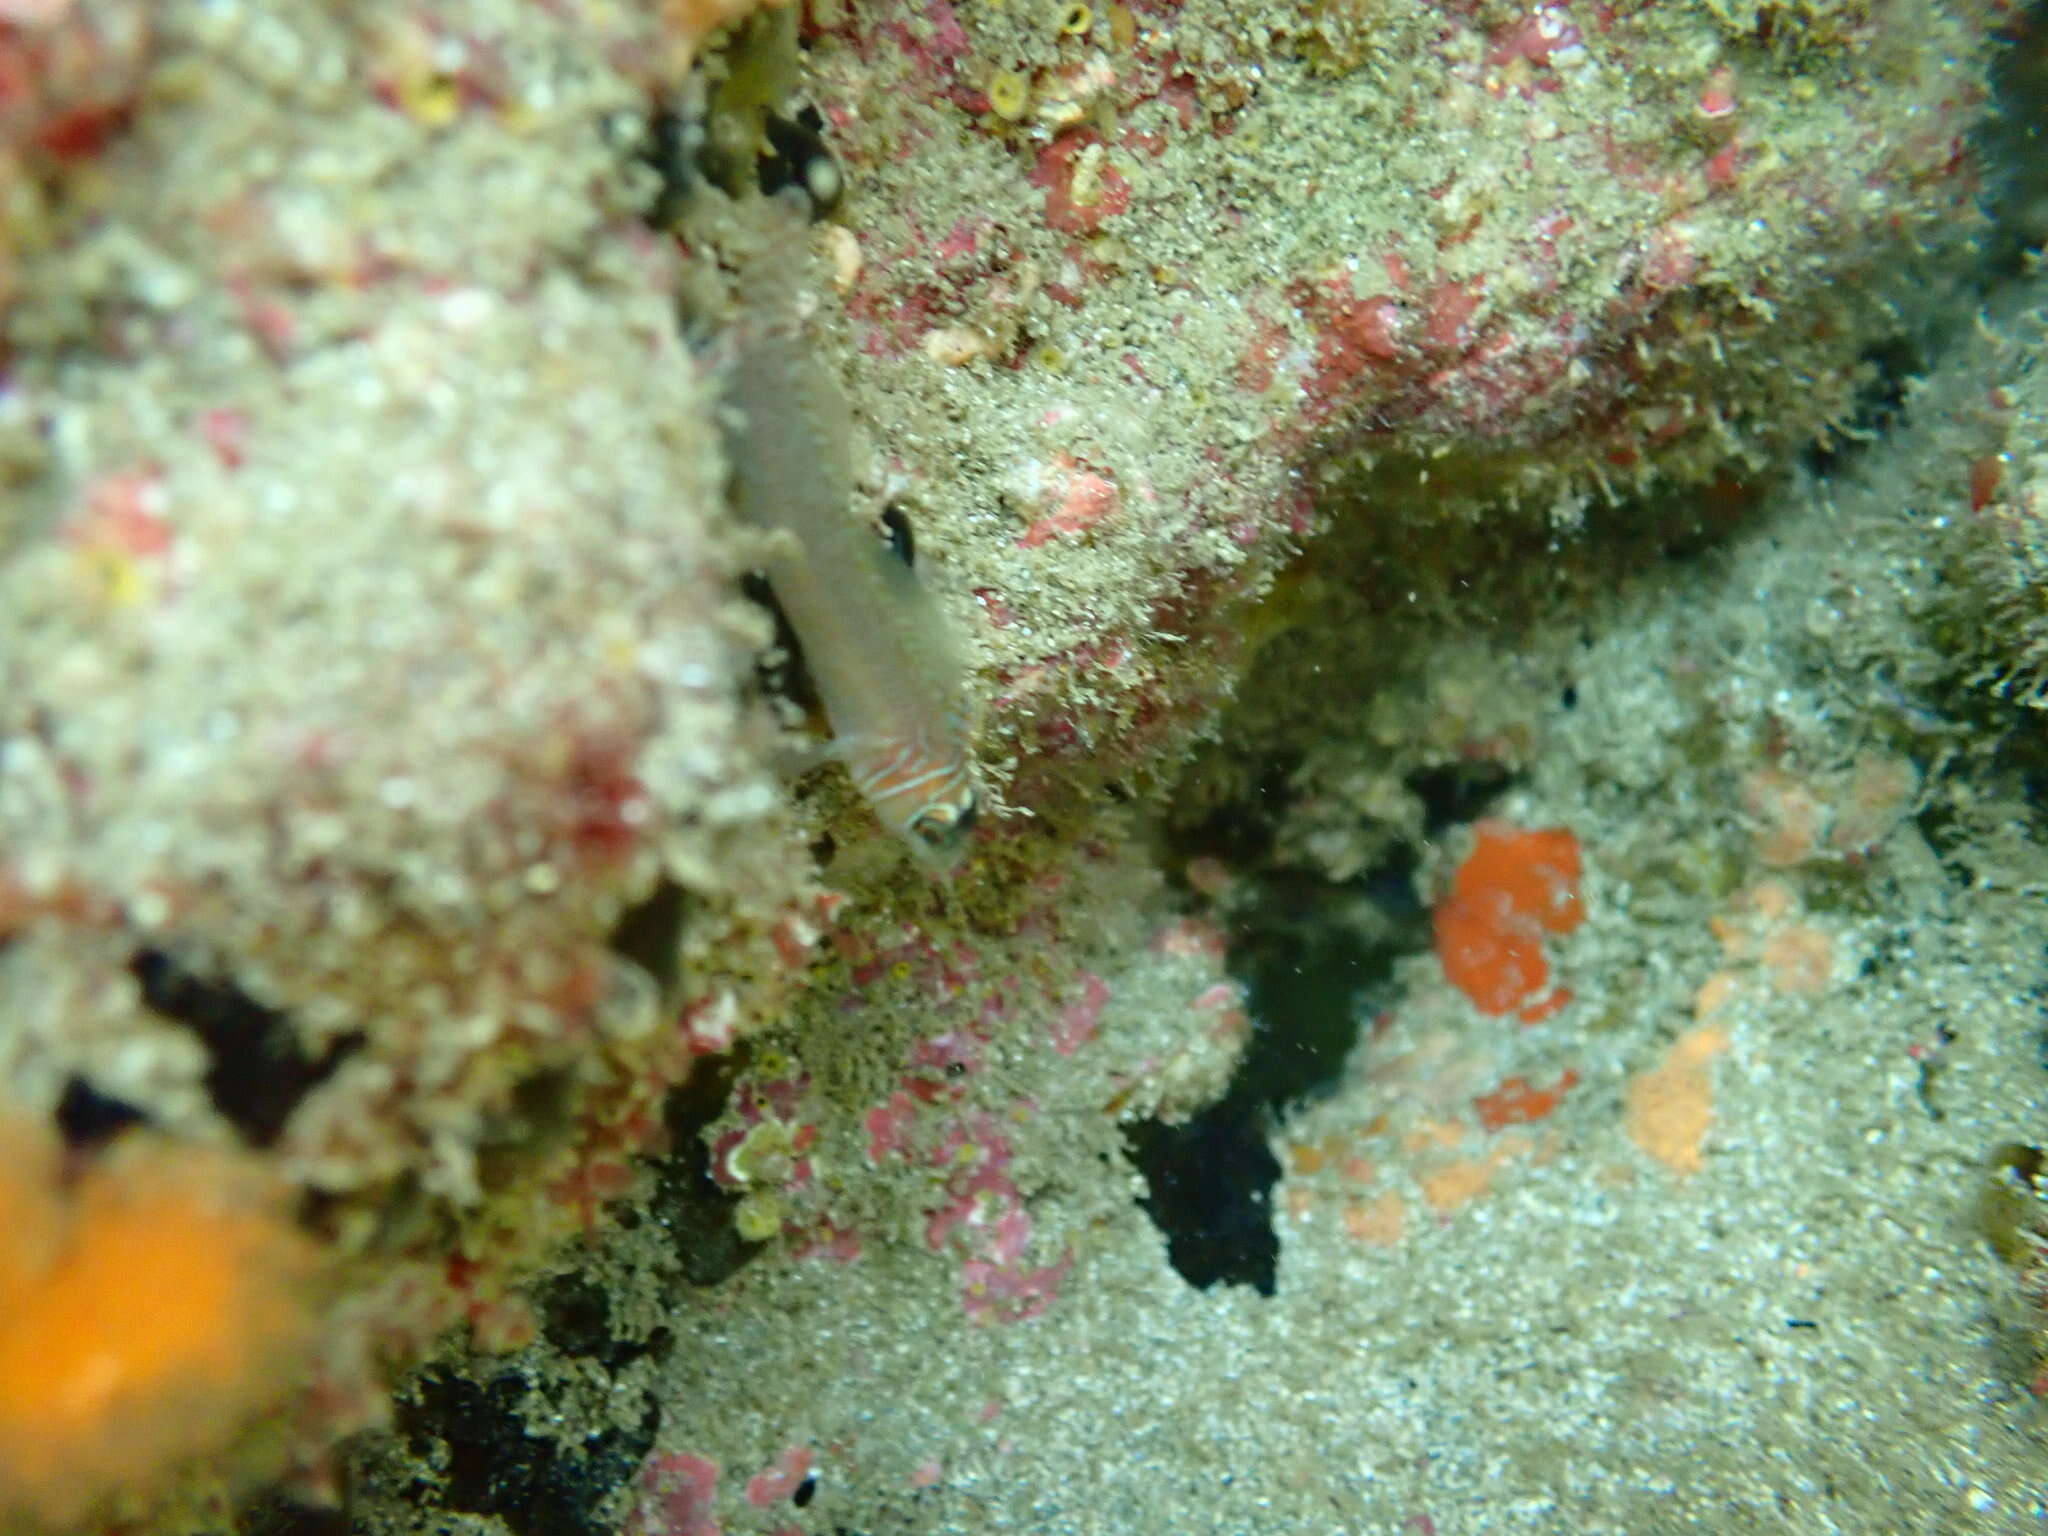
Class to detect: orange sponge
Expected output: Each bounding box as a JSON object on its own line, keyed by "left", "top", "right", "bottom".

{"left": 1434, "top": 821, "right": 1585, "bottom": 1018}
{"left": 0, "top": 1115, "right": 314, "bottom": 1528}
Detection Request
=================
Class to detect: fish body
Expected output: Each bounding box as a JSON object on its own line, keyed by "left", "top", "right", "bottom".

{"left": 720, "top": 212, "right": 981, "bottom": 866}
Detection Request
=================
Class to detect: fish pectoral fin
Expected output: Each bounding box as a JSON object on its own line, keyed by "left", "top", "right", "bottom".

{"left": 764, "top": 728, "right": 837, "bottom": 779}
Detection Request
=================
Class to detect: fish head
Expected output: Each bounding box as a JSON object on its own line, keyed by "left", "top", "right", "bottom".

{"left": 901, "top": 779, "right": 980, "bottom": 868}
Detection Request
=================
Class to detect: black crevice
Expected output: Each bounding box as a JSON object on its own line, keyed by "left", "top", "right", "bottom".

{"left": 1408, "top": 760, "right": 1517, "bottom": 835}
{"left": 607, "top": 876, "right": 690, "bottom": 1001}
{"left": 128, "top": 948, "right": 360, "bottom": 1147}
{"left": 394, "top": 1368, "right": 658, "bottom": 1536}
{"left": 645, "top": 1048, "right": 766, "bottom": 1287}
{"left": 1124, "top": 1109, "right": 1281, "bottom": 1294}
{"left": 53, "top": 1074, "right": 149, "bottom": 1150}
{"left": 234, "top": 1490, "right": 352, "bottom": 1536}
{"left": 536, "top": 1270, "right": 674, "bottom": 1376}
{"left": 1802, "top": 335, "right": 1926, "bottom": 479}
{"left": 1132, "top": 775, "right": 1447, "bottom": 1295}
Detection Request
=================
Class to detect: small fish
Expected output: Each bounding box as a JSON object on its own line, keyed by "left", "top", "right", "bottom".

{"left": 718, "top": 196, "right": 981, "bottom": 867}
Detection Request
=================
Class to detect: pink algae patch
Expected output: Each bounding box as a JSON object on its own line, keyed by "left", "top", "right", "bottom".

{"left": 899, "top": 1112, "right": 1073, "bottom": 1323}
{"left": 1029, "top": 134, "right": 1130, "bottom": 235}
{"left": 1422, "top": 277, "right": 1485, "bottom": 352}
{"left": 1050, "top": 971, "right": 1109, "bottom": 1055}
{"left": 1433, "top": 822, "right": 1585, "bottom": 1019}
{"left": 745, "top": 1447, "right": 813, "bottom": 1508}
{"left": 962, "top": 1251, "right": 1072, "bottom": 1323}
{"left": 632, "top": 1451, "right": 721, "bottom": 1536}
{"left": 1017, "top": 457, "right": 1119, "bottom": 548}
{"left": 1236, "top": 310, "right": 1292, "bottom": 392}
{"left": 70, "top": 466, "right": 171, "bottom": 558}
{"left": 199, "top": 408, "right": 249, "bottom": 469}
{"left": 1150, "top": 915, "right": 1226, "bottom": 960}
{"left": 1487, "top": 4, "right": 1582, "bottom": 69}
{"left": 864, "top": 1089, "right": 918, "bottom": 1162}
{"left": 788, "top": 1220, "right": 862, "bottom": 1262}
{"left": 1291, "top": 274, "right": 1403, "bottom": 415}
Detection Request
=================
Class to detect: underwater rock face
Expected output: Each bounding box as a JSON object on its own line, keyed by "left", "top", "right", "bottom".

{"left": 1949, "top": 313, "right": 2048, "bottom": 709}
{"left": 0, "top": 0, "right": 2027, "bottom": 1527}
{"left": 791, "top": 0, "right": 1995, "bottom": 793}
{"left": 0, "top": 1, "right": 822, "bottom": 1518}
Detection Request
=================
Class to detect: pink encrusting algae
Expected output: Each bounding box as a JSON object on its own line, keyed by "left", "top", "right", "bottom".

{"left": 744, "top": 1446, "right": 814, "bottom": 1508}
{"left": 701, "top": 841, "right": 1248, "bottom": 1330}
{"left": 631, "top": 1451, "right": 724, "bottom": 1536}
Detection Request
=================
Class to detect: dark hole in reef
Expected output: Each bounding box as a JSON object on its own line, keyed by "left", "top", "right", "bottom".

{"left": 877, "top": 501, "right": 916, "bottom": 568}
{"left": 54, "top": 1074, "right": 148, "bottom": 1150}
{"left": 1637, "top": 475, "right": 1776, "bottom": 564}
{"left": 1124, "top": 1108, "right": 1282, "bottom": 1294}
{"left": 758, "top": 104, "right": 841, "bottom": 214}
{"left": 1407, "top": 760, "right": 1516, "bottom": 835}
{"left": 637, "top": 105, "right": 699, "bottom": 232}
{"left": 128, "top": 948, "right": 361, "bottom": 1148}
{"left": 1802, "top": 334, "right": 1924, "bottom": 478}
{"left": 1908, "top": 770, "right": 2048, "bottom": 895}
{"left": 1226, "top": 855, "right": 1427, "bottom": 1116}
{"left": 1993, "top": 715, "right": 2048, "bottom": 824}
{"left": 235, "top": 1488, "right": 352, "bottom": 1536}
{"left": 395, "top": 1368, "right": 658, "bottom": 1536}
{"left": 639, "top": 8, "right": 837, "bottom": 229}
{"left": 646, "top": 1046, "right": 765, "bottom": 1287}
{"left": 1134, "top": 780, "right": 1447, "bottom": 1295}
{"left": 474, "top": 1067, "right": 586, "bottom": 1198}
{"left": 1164, "top": 752, "right": 1303, "bottom": 878}
{"left": 535, "top": 1269, "right": 673, "bottom": 1375}
{"left": 607, "top": 876, "right": 690, "bottom": 1002}
{"left": 793, "top": 1474, "right": 818, "bottom": 1508}
{"left": 1978, "top": 0, "right": 2048, "bottom": 281}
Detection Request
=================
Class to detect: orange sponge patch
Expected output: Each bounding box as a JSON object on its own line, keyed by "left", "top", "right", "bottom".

{"left": 1433, "top": 821, "right": 1585, "bottom": 1018}
{"left": 0, "top": 1123, "right": 315, "bottom": 1527}
{"left": 0, "top": 1116, "right": 62, "bottom": 1299}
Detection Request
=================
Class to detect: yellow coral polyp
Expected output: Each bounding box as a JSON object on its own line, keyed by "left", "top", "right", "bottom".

{"left": 0, "top": 1119, "right": 315, "bottom": 1527}
{"left": 988, "top": 68, "right": 1031, "bottom": 121}
{"left": 733, "top": 1192, "right": 785, "bottom": 1241}
{"left": 397, "top": 71, "right": 462, "bottom": 129}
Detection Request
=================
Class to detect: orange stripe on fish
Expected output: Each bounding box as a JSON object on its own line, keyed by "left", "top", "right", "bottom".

{"left": 849, "top": 732, "right": 979, "bottom": 860}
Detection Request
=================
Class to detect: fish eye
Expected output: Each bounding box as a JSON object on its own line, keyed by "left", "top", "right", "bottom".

{"left": 950, "top": 792, "right": 980, "bottom": 839}
{"left": 909, "top": 791, "right": 978, "bottom": 849}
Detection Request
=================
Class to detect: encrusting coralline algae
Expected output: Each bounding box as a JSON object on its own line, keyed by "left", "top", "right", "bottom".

{"left": 2, "top": 0, "right": 2047, "bottom": 1530}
